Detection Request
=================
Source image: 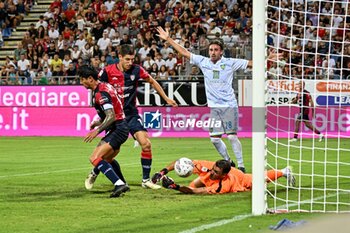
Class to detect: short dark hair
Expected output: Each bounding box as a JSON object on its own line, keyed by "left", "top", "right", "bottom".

{"left": 119, "top": 44, "right": 135, "bottom": 56}
{"left": 78, "top": 65, "right": 98, "bottom": 80}
{"left": 215, "top": 160, "right": 231, "bottom": 174}
{"left": 209, "top": 39, "right": 224, "bottom": 50}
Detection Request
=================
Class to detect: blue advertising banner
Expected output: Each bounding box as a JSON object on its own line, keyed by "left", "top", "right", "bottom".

{"left": 316, "top": 95, "right": 350, "bottom": 106}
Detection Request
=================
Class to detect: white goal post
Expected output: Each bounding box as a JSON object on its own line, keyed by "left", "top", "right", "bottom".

{"left": 252, "top": 0, "right": 267, "bottom": 215}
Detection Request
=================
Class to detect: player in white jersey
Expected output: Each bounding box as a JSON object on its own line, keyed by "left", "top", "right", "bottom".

{"left": 156, "top": 27, "right": 254, "bottom": 173}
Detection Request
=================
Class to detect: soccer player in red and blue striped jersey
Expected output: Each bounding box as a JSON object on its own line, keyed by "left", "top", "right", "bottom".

{"left": 96, "top": 44, "right": 178, "bottom": 189}
{"left": 78, "top": 65, "right": 130, "bottom": 198}
{"left": 290, "top": 81, "right": 323, "bottom": 142}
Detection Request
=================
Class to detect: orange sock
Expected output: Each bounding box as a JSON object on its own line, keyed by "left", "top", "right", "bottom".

{"left": 266, "top": 170, "right": 283, "bottom": 182}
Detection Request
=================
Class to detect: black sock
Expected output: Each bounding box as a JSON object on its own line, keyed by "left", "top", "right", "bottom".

{"left": 110, "top": 160, "right": 126, "bottom": 183}
{"left": 97, "top": 160, "right": 121, "bottom": 185}
{"left": 93, "top": 166, "right": 100, "bottom": 175}
{"left": 141, "top": 158, "right": 152, "bottom": 180}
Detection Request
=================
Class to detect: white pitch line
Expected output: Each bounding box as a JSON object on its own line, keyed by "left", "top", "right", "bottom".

{"left": 0, "top": 167, "right": 89, "bottom": 179}
{"left": 179, "top": 193, "right": 341, "bottom": 233}
{"left": 0, "top": 156, "right": 206, "bottom": 179}
{"left": 0, "top": 162, "right": 141, "bottom": 179}
{"left": 178, "top": 214, "right": 251, "bottom": 233}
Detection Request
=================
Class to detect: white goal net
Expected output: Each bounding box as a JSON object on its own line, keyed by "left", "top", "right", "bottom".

{"left": 261, "top": 0, "right": 350, "bottom": 213}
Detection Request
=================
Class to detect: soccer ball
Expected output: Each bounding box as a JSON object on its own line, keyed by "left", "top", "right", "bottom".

{"left": 174, "top": 158, "right": 194, "bottom": 177}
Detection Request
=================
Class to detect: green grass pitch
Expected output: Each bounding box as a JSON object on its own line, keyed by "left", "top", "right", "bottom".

{"left": 0, "top": 137, "right": 348, "bottom": 233}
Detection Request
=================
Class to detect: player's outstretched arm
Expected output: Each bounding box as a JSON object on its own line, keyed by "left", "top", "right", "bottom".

{"left": 156, "top": 26, "right": 191, "bottom": 59}
{"left": 145, "top": 75, "right": 178, "bottom": 107}
{"left": 151, "top": 161, "right": 176, "bottom": 183}
{"left": 247, "top": 52, "right": 283, "bottom": 69}
{"left": 267, "top": 52, "right": 284, "bottom": 61}
{"left": 162, "top": 176, "right": 208, "bottom": 194}
{"left": 178, "top": 186, "right": 208, "bottom": 194}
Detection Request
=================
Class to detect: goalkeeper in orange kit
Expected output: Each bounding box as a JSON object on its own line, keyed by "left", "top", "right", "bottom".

{"left": 152, "top": 159, "right": 295, "bottom": 194}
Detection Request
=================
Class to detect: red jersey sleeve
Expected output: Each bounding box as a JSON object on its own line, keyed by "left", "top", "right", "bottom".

{"left": 139, "top": 66, "right": 150, "bottom": 79}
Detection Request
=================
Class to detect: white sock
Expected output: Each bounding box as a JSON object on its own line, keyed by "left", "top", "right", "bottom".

{"left": 210, "top": 137, "right": 231, "bottom": 161}
{"left": 114, "top": 179, "right": 125, "bottom": 186}
{"left": 134, "top": 140, "right": 140, "bottom": 148}
{"left": 281, "top": 168, "right": 288, "bottom": 177}
{"left": 227, "top": 135, "right": 244, "bottom": 167}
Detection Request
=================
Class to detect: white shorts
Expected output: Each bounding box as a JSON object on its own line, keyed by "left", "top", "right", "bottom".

{"left": 209, "top": 107, "right": 239, "bottom": 136}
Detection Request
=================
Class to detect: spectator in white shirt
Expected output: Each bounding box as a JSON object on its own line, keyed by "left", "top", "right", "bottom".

{"left": 138, "top": 42, "right": 151, "bottom": 62}
{"left": 43, "top": 9, "right": 54, "bottom": 19}
{"left": 154, "top": 53, "right": 166, "bottom": 69}
{"left": 106, "top": 26, "right": 116, "bottom": 39}
{"left": 57, "top": 35, "right": 65, "bottom": 50}
{"left": 62, "top": 54, "right": 72, "bottom": 72}
{"left": 160, "top": 41, "right": 174, "bottom": 60}
{"left": 17, "top": 54, "right": 30, "bottom": 73}
{"left": 104, "top": 0, "right": 115, "bottom": 12}
{"left": 81, "top": 43, "right": 94, "bottom": 62}
{"left": 165, "top": 52, "right": 177, "bottom": 71}
{"left": 125, "top": 0, "right": 135, "bottom": 7}
{"left": 225, "top": 0, "right": 237, "bottom": 11}
{"left": 76, "top": 15, "right": 87, "bottom": 31}
{"left": 17, "top": 54, "right": 30, "bottom": 83}
{"left": 207, "top": 22, "right": 222, "bottom": 39}
{"left": 269, "top": 63, "right": 282, "bottom": 79}
{"left": 202, "top": 12, "right": 214, "bottom": 31}
{"left": 333, "top": 9, "right": 343, "bottom": 32}
{"left": 48, "top": 27, "right": 59, "bottom": 40}
{"left": 97, "top": 31, "right": 111, "bottom": 52}
{"left": 40, "top": 53, "right": 51, "bottom": 70}
{"left": 142, "top": 54, "right": 155, "bottom": 71}
{"left": 36, "top": 16, "right": 48, "bottom": 29}
{"left": 221, "top": 28, "right": 238, "bottom": 49}
{"left": 75, "top": 34, "right": 87, "bottom": 50}
{"left": 322, "top": 2, "right": 332, "bottom": 14}
{"left": 70, "top": 45, "right": 81, "bottom": 63}
{"left": 322, "top": 55, "right": 336, "bottom": 76}
{"left": 111, "top": 32, "right": 121, "bottom": 47}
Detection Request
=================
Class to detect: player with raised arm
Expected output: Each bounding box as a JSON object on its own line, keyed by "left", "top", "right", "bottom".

{"left": 78, "top": 65, "right": 129, "bottom": 198}
{"left": 152, "top": 159, "right": 295, "bottom": 194}
{"left": 85, "top": 44, "right": 178, "bottom": 190}
{"left": 156, "top": 27, "right": 254, "bottom": 172}
{"left": 289, "top": 81, "right": 324, "bottom": 142}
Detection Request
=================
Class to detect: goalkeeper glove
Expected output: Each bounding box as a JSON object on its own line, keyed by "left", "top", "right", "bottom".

{"left": 162, "top": 176, "right": 180, "bottom": 190}
{"left": 151, "top": 168, "right": 168, "bottom": 184}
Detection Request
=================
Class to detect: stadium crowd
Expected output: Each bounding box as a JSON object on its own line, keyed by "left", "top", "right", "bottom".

{"left": 267, "top": 0, "right": 350, "bottom": 80}
{"left": 0, "top": 0, "right": 32, "bottom": 46}
{"left": 0, "top": 0, "right": 253, "bottom": 85}
{"left": 3, "top": 0, "right": 350, "bottom": 85}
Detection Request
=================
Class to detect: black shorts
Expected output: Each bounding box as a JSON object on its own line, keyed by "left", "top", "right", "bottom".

{"left": 126, "top": 114, "right": 147, "bottom": 137}
{"left": 102, "top": 120, "right": 129, "bottom": 150}
{"left": 297, "top": 113, "right": 310, "bottom": 121}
